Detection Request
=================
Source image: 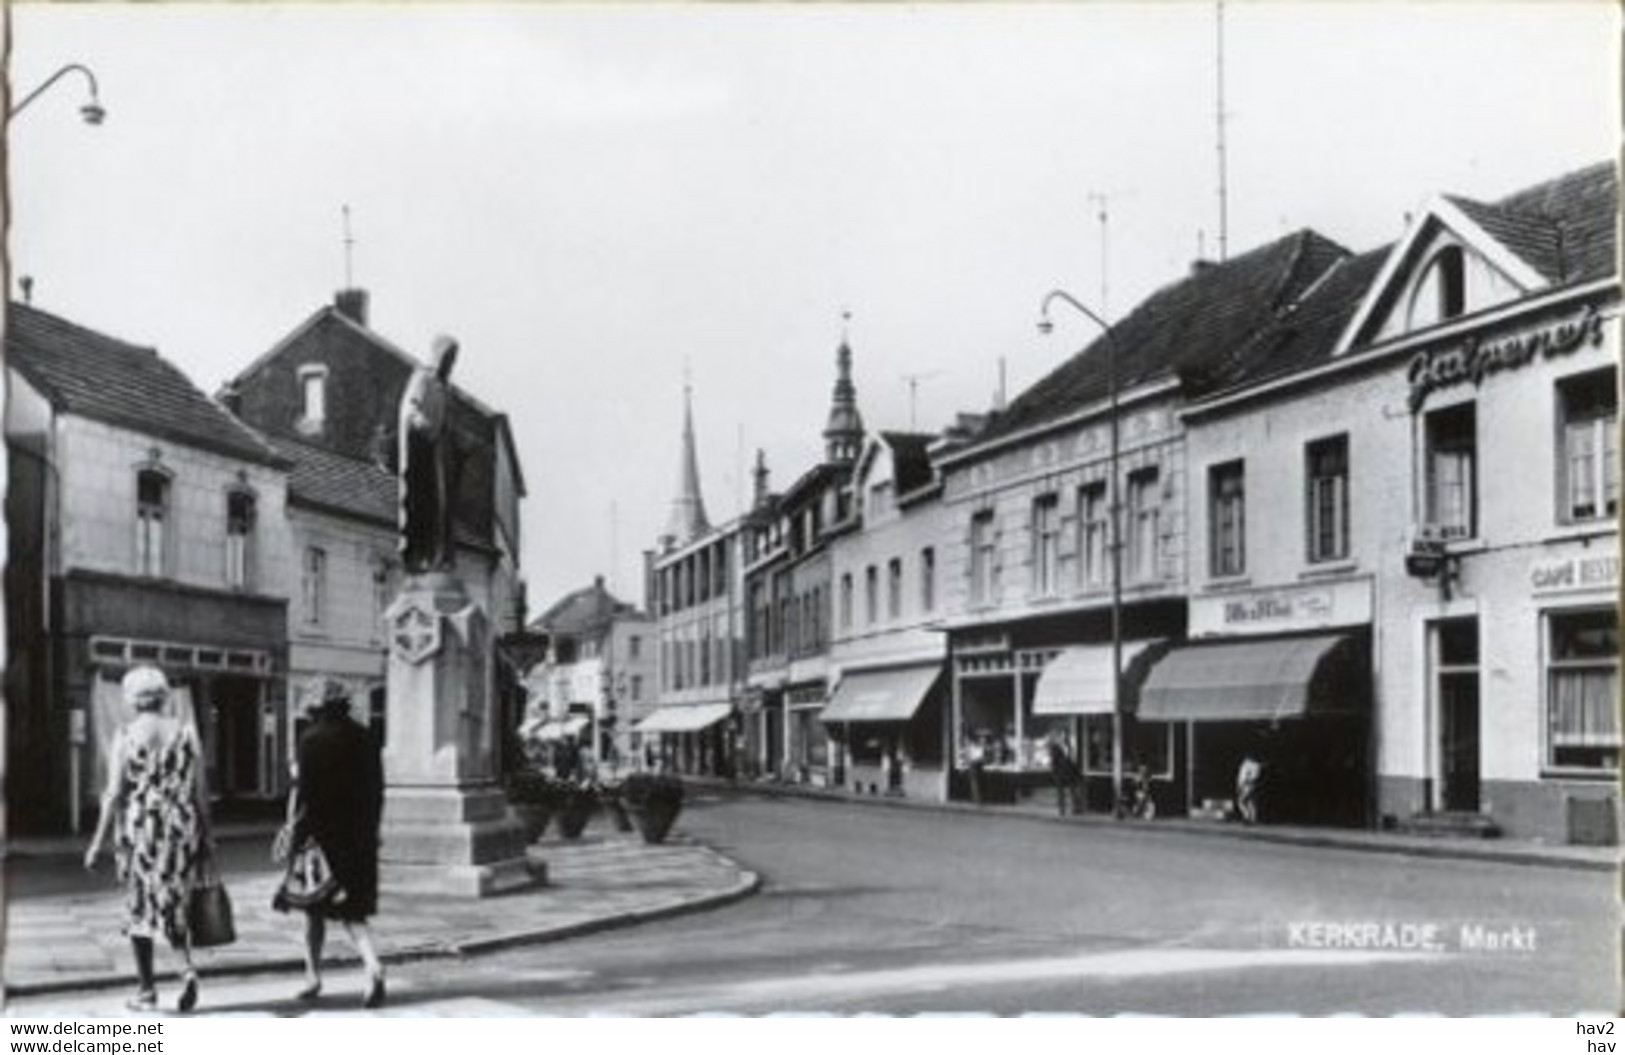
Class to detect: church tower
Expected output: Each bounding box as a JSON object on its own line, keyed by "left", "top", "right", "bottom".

{"left": 822, "top": 334, "right": 864, "bottom": 465}
{"left": 661, "top": 381, "right": 711, "bottom": 550}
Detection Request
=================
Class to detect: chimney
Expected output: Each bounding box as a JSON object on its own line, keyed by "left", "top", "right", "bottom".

{"left": 751, "top": 449, "right": 771, "bottom": 510}
{"left": 1190, "top": 259, "right": 1216, "bottom": 276}
{"left": 334, "top": 288, "right": 369, "bottom": 327}
{"left": 216, "top": 381, "right": 242, "bottom": 415}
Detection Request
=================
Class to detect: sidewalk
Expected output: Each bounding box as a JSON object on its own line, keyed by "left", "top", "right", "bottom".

{"left": 4, "top": 832, "right": 759, "bottom": 999}
{"left": 697, "top": 776, "right": 1620, "bottom": 873}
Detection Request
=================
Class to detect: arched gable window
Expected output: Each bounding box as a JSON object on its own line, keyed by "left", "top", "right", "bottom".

{"left": 1407, "top": 245, "right": 1467, "bottom": 331}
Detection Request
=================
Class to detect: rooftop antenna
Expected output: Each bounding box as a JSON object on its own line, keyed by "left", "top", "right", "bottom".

{"left": 901, "top": 371, "right": 944, "bottom": 430}
{"left": 996, "top": 357, "right": 1008, "bottom": 413}
{"left": 609, "top": 500, "right": 619, "bottom": 596}
{"left": 342, "top": 204, "right": 356, "bottom": 288}
{"left": 1215, "top": 0, "right": 1230, "bottom": 261}
{"left": 1087, "top": 191, "right": 1111, "bottom": 318}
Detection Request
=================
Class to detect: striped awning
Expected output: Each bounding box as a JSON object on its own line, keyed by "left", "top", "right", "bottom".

{"left": 821, "top": 665, "right": 941, "bottom": 724}
{"left": 1031, "top": 640, "right": 1163, "bottom": 716}
{"left": 1139, "top": 634, "right": 1356, "bottom": 722}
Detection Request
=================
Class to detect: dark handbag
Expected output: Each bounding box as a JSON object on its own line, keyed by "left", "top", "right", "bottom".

{"left": 188, "top": 851, "right": 237, "bottom": 948}
{"left": 273, "top": 838, "right": 342, "bottom": 911}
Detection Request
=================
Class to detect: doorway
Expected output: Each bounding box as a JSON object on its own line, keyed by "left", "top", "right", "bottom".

{"left": 1434, "top": 618, "right": 1480, "bottom": 812}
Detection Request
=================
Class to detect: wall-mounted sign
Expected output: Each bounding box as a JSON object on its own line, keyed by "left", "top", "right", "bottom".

{"left": 1190, "top": 578, "right": 1373, "bottom": 638}
{"left": 1530, "top": 551, "right": 1620, "bottom": 595}
{"left": 1407, "top": 305, "right": 1605, "bottom": 412}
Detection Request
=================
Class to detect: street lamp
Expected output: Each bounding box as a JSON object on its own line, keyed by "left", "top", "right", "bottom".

{"left": 10, "top": 63, "right": 106, "bottom": 124}
{"left": 1038, "top": 288, "right": 1125, "bottom": 816}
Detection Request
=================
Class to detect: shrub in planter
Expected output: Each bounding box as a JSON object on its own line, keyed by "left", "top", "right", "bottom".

{"left": 505, "top": 769, "right": 558, "bottom": 843}
{"left": 622, "top": 773, "right": 685, "bottom": 844}
{"left": 597, "top": 781, "right": 635, "bottom": 833}
{"left": 556, "top": 782, "right": 597, "bottom": 840}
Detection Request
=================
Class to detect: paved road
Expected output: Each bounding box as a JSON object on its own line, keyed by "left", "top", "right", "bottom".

{"left": 10, "top": 794, "right": 1617, "bottom": 1015}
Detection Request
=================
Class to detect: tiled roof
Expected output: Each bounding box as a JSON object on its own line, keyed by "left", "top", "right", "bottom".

{"left": 974, "top": 229, "right": 1349, "bottom": 445}
{"left": 1481, "top": 160, "right": 1617, "bottom": 284}
{"left": 1205, "top": 248, "right": 1389, "bottom": 393}
{"left": 267, "top": 433, "right": 490, "bottom": 550}
{"left": 1446, "top": 196, "right": 1566, "bottom": 283}
{"left": 266, "top": 434, "right": 397, "bottom": 526}
{"left": 6, "top": 302, "right": 284, "bottom": 466}
{"left": 879, "top": 431, "right": 935, "bottom": 495}
{"left": 530, "top": 579, "right": 639, "bottom": 638}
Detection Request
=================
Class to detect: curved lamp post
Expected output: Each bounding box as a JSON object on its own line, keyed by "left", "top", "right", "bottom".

{"left": 1038, "top": 288, "right": 1125, "bottom": 816}
{"left": 10, "top": 63, "right": 106, "bottom": 124}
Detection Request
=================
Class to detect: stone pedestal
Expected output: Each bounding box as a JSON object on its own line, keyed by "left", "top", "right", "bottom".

{"left": 379, "top": 572, "right": 533, "bottom": 896}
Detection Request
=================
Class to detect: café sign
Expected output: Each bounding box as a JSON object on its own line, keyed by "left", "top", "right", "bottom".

{"left": 1407, "top": 305, "right": 1605, "bottom": 412}
{"left": 1530, "top": 552, "right": 1619, "bottom": 595}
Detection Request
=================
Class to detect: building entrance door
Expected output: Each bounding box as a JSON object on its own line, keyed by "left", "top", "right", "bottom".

{"left": 1434, "top": 618, "right": 1481, "bottom": 812}
{"left": 210, "top": 675, "right": 264, "bottom": 799}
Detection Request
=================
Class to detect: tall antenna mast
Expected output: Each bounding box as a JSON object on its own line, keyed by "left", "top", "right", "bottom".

{"left": 342, "top": 204, "right": 356, "bottom": 288}
{"left": 1087, "top": 191, "right": 1110, "bottom": 318}
{"left": 1215, "top": 0, "right": 1230, "bottom": 261}
{"left": 609, "top": 500, "right": 619, "bottom": 595}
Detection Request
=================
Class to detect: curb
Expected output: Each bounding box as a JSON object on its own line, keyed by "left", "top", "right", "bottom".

{"left": 698, "top": 779, "right": 1619, "bottom": 874}
{"left": 3, "top": 825, "right": 281, "bottom": 864}
{"left": 4, "top": 851, "right": 762, "bottom": 1001}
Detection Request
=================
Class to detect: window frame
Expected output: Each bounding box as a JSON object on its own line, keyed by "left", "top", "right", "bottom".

{"left": 296, "top": 364, "right": 328, "bottom": 433}
{"left": 1424, "top": 400, "right": 1478, "bottom": 540}
{"left": 135, "top": 467, "right": 172, "bottom": 578}
{"left": 969, "top": 510, "right": 997, "bottom": 606}
{"left": 1078, "top": 481, "right": 1108, "bottom": 590}
{"left": 1031, "top": 492, "right": 1061, "bottom": 598}
{"left": 1126, "top": 468, "right": 1161, "bottom": 583}
{"left": 1305, "top": 435, "right": 1351, "bottom": 564}
{"left": 301, "top": 546, "right": 327, "bottom": 628}
{"left": 920, "top": 547, "right": 936, "bottom": 613}
{"left": 1209, "top": 460, "right": 1246, "bottom": 578}
{"left": 1543, "top": 606, "right": 1620, "bottom": 776}
{"left": 1556, "top": 367, "right": 1619, "bottom": 525}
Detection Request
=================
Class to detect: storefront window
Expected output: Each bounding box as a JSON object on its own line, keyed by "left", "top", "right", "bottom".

{"left": 1083, "top": 716, "right": 1173, "bottom": 778}
{"left": 1547, "top": 608, "right": 1619, "bottom": 772}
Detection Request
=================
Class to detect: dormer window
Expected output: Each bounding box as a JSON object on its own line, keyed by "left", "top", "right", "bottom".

{"left": 297, "top": 364, "right": 328, "bottom": 434}
{"left": 1407, "top": 245, "right": 1466, "bottom": 331}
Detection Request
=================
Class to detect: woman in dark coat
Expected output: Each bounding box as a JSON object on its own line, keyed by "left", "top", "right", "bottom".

{"left": 278, "top": 679, "right": 385, "bottom": 1008}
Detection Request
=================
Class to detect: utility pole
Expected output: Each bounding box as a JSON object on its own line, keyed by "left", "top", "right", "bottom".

{"left": 1215, "top": 0, "right": 1230, "bottom": 261}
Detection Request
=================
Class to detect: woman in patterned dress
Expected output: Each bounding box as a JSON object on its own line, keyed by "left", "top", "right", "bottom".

{"left": 83, "top": 665, "right": 210, "bottom": 1012}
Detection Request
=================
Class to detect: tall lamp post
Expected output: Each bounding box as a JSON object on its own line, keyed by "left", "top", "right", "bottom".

{"left": 1038, "top": 289, "right": 1125, "bottom": 815}
{"left": 10, "top": 62, "right": 106, "bottom": 123}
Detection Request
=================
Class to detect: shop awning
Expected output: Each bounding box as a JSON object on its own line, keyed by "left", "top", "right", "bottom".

{"left": 1139, "top": 634, "right": 1356, "bottom": 722}
{"left": 820, "top": 665, "right": 941, "bottom": 724}
{"left": 636, "top": 702, "right": 733, "bottom": 734}
{"left": 1031, "top": 640, "right": 1164, "bottom": 716}
{"left": 529, "top": 715, "right": 589, "bottom": 742}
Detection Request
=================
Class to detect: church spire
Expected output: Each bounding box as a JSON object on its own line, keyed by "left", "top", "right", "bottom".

{"left": 662, "top": 379, "right": 711, "bottom": 549}
{"left": 823, "top": 312, "right": 864, "bottom": 465}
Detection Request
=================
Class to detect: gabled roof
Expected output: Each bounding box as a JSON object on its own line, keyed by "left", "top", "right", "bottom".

{"left": 6, "top": 302, "right": 286, "bottom": 467}
{"left": 1334, "top": 161, "right": 1617, "bottom": 355}
{"left": 972, "top": 229, "right": 1349, "bottom": 447}
{"left": 530, "top": 577, "right": 642, "bottom": 639}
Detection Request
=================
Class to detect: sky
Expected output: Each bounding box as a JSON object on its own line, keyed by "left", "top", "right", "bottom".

{"left": 8, "top": 2, "right": 1616, "bottom": 612}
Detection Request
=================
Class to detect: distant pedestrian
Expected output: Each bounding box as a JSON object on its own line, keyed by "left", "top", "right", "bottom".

{"left": 83, "top": 665, "right": 210, "bottom": 1013}
{"left": 1046, "top": 734, "right": 1084, "bottom": 816}
{"left": 274, "top": 679, "right": 386, "bottom": 1009}
{"left": 962, "top": 734, "right": 988, "bottom": 805}
{"left": 1236, "top": 752, "right": 1264, "bottom": 825}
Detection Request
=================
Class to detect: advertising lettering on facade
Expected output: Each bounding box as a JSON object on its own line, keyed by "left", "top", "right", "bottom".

{"left": 1190, "top": 579, "right": 1373, "bottom": 638}
{"left": 1529, "top": 552, "right": 1620, "bottom": 595}
{"left": 1407, "top": 305, "right": 1605, "bottom": 412}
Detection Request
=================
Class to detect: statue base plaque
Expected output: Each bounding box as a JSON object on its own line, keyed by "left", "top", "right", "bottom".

{"left": 379, "top": 572, "right": 537, "bottom": 897}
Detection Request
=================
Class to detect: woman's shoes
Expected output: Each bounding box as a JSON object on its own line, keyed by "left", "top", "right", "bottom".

{"left": 362, "top": 971, "right": 385, "bottom": 1010}
{"left": 125, "top": 989, "right": 157, "bottom": 1012}
{"left": 176, "top": 971, "right": 199, "bottom": 1013}
{"left": 294, "top": 978, "right": 322, "bottom": 1002}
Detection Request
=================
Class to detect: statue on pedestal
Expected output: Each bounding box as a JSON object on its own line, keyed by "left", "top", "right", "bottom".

{"left": 398, "top": 336, "right": 459, "bottom": 574}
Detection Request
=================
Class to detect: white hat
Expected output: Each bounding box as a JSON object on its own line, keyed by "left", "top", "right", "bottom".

{"left": 121, "top": 665, "right": 169, "bottom": 710}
